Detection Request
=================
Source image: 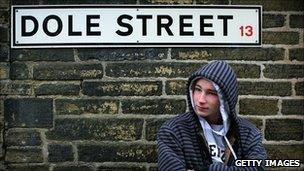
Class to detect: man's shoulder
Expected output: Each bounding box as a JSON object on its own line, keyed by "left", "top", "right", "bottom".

{"left": 237, "top": 117, "right": 261, "bottom": 135}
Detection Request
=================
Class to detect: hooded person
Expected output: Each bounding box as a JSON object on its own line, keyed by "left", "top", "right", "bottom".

{"left": 157, "top": 61, "right": 267, "bottom": 171}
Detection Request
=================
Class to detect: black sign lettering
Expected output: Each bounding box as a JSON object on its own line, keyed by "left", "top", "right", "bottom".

{"left": 43, "top": 15, "right": 63, "bottom": 37}
{"left": 157, "top": 15, "right": 173, "bottom": 36}
{"left": 180, "top": 15, "right": 194, "bottom": 36}
{"left": 86, "top": 15, "right": 101, "bottom": 36}
{"left": 200, "top": 15, "right": 214, "bottom": 36}
{"left": 116, "top": 14, "right": 133, "bottom": 36}
{"left": 218, "top": 15, "right": 233, "bottom": 36}
{"left": 137, "top": 15, "right": 152, "bottom": 36}
{"left": 68, "top": 15, "right": 82, "bottom": 36}
{"left": 21, "top": 16, "right": 38, "bottom": 36}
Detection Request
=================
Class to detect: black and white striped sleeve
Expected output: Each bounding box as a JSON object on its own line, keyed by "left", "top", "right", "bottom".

{"left": 157, "top": 125, "right": 187, "bottom": 171}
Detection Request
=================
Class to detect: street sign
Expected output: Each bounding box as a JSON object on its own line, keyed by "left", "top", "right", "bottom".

{"left": 11, "top": 5, "right": 262, "bottom": 48}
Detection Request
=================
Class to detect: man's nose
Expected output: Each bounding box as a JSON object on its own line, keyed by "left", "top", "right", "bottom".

{"left": 198, "top": 92, "right": 207, "bottom": 103}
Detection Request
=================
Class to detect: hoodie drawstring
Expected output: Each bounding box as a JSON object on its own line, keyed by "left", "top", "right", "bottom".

{"left": 224, "top": 136, "right": 237, "bottom": 160}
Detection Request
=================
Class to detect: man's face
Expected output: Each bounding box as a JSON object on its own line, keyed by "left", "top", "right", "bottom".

{"left": 193, "top": 78, "right": 220, "bottom": 124}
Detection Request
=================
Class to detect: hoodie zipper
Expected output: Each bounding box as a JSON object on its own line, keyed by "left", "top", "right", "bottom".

{"left": 197, "top": 125, "right": 212, "bottom": 164}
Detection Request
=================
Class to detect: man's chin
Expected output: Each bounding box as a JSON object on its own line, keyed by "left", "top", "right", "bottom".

{"left": 195, "top": 112, "right": 209, "bottom": 118}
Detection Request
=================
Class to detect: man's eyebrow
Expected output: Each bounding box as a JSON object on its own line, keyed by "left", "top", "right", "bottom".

{"left": 195, "top": 85, "right": 217, "bottom": 92}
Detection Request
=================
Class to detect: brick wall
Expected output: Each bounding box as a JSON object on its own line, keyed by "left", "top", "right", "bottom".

{"left": 0, "top": 0, "right": 303, "bottom": 170}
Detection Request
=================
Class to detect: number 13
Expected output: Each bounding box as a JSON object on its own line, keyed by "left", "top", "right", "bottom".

{"left": 239, "top": 25, "right": 253, "bottom": 36}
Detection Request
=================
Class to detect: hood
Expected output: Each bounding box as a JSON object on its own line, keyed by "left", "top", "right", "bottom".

{"left": 187, "top": 60, "right": 239, "bottom": 162}
{"left": 187, "top": 60, "right": 238, "bottom": 118}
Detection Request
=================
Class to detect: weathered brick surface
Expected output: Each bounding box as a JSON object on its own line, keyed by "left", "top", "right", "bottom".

{"left": 0, "top": 62, "right": 9, "bottom": 79}
{"left": 263, "top": 14, "right": 285, "bottom": 28}
{"left": 264, "top": 64, "right": 304, "bottom": 79}
{"left": 169, "top": 48, "right": 211, "bottom": 60}
{"left": 106, "top": 62, "right": 203, "bottom": 78}
{"left": 33, "top": 63, "right": 103, "bottom": 80}
{"left": 78, "top": 48, "right": 167, "bottom": 61}
{"left": 0, "top": 81, "right": 31, "bottom": 95}
{"left": 140, "top": 0, "right": 193, "bottom": 4}
{"left": 108, "top": 62, "right": 259, "bottom": 78}
{"left": 8, "top": 165, "right": 49, "bottom": 171}
{"left": 55, "top": 99, "right": 119, "bottom": 115}
{"left": 11, "top": 49, "right": 74, "bottom": 61}
{"left": 0, "top": 98, "right": 3, "bottom": 116}
{"left": 0, "top": 27, "right": 7, "bottom": 42}
{"left": 0, "top": 122, "right": 3, "bottom": 161}
{"left": 53, "top": 165, "right": 94, "bottom": 171}
{"left": 0, "top": 99, "right": 3, "bottom": 146}
{"left": 262, "top": 32, "right": 299, "bottom": 45}
{"left": 290, "top": 48, "right": 304, "bottom": 61}
{"left": 266, "top": 145, "right": 304, "bottom": 161}
{"left": 265, "top": 119, "right": 303, "bottom": 141}
{"left": 0, "top": 9, "right": 8, "bottom": 25}
{"left": 43, "top": 0, "right": 137, "bottom": 4}
{"left": 48, "top": 144, "right": 74, "bottom": 162}
{"left": 78, "top": 143, "right": 157, "bottom": 162}
{"left": 10, "top": 62, "right": 30, "bottom": 80}
{"left": 5, "top": 147, "right": 43, "bottom": 163}
{"left": 0, "top": 160, "right": 4, "bottom": 170}
{"left": 140, "top": 0, "right": 230, "bottom": 5}
{"left": 196, "top": 0, "right": 228, "bottom": 4}
{"left": 3, "top": 0, "right": 304, "bottom": 168}
{"left": 122, "top": 99, "right": 186, "bottom": 114}
{"left": 0, "top": 120, "right": 3, "bottom": 145}
{"left": 83, "top": 81, "right": 162, "bottom": 96}
{"left": 232, "top": 0, "right": 304, "bottom": 11}
{"left": 166, "top": 80, "right": 187, "bottom": 95}
{"left": 281, "top": 99, "right": 304, "bottom": 115}
{"left": 46, "top": 118, "right": 143, "bottom": 141}
{"left": 4, "top": 98, "right": 53, "bottom": 128}
{"left": 0, "top": 0, "right": 9, "bottom": 7}
{"left": 0, "top": 44, "right": 9, "bottom": 62}
{"left": 12, "top": 0, "right": 40, "bottom": 5}
{"left": 5, "top": 129, "right": 42, "bottom": 146}
{"left": 34, "top": 83, "right": 80, "bottom": 95}
{"left": 295, "top": 81, "right": 304, "bottom": 96}
{"left": 171, "top": 48, "right": 285, "bottom": 61}
{"left": 230, "top": 64, "right": 260, "bottom": 78}
{"left": 149, "top": 166, "right": 158, "bottom": 171}
{"left": 98, "top": 165, "right": 146, "bottom": 171}
{"left": 146, "top": 118, "right": 168, "bottom": 141}
{"left": 239, "top": 81, "right": 292, "bottom": 96}
{"left": 239, "top": 98, "right": 278, "bottom": 115}
{"left": 290, "top": 15, "right": 304, "bottom": 28}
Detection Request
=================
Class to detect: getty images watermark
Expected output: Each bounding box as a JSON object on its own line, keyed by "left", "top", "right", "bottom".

{"left": 235, "top": 159, "right": 301, "bottom": 167}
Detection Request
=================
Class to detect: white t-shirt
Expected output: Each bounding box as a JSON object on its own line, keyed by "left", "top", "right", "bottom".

{"left": 199, "top": 118, "right": 226, "bottom": 163}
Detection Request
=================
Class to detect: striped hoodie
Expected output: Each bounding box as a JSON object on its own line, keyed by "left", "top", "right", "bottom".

{"left": 157, "top": 61, "right": 267, "bottom": 171}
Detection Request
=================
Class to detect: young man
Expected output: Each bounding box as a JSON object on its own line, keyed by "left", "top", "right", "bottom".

{"left": 157, "top": 61, "right": 267, "bottom": 171}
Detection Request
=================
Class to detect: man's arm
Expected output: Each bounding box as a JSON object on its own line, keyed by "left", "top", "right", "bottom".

{"left": 157, "top": 125, "right": 187, "bottom": 171}
{"left": 208, "top": 132, "right": 267, "bottom": 171}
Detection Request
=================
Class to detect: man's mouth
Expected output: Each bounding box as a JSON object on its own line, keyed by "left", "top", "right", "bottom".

{"left": 196, "top": 106, "right": 208, "bottom": 111}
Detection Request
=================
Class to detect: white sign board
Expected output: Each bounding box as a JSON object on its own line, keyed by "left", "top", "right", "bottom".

{"left": 11, "top": 5, "right": 261, "bottom": 48}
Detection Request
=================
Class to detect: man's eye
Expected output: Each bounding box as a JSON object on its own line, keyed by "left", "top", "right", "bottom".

{"left": 208, "top": 91, "right": 218, "bottom": 95}
{"left": 194, "top": 87, "right": 202, "bottom": 92}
